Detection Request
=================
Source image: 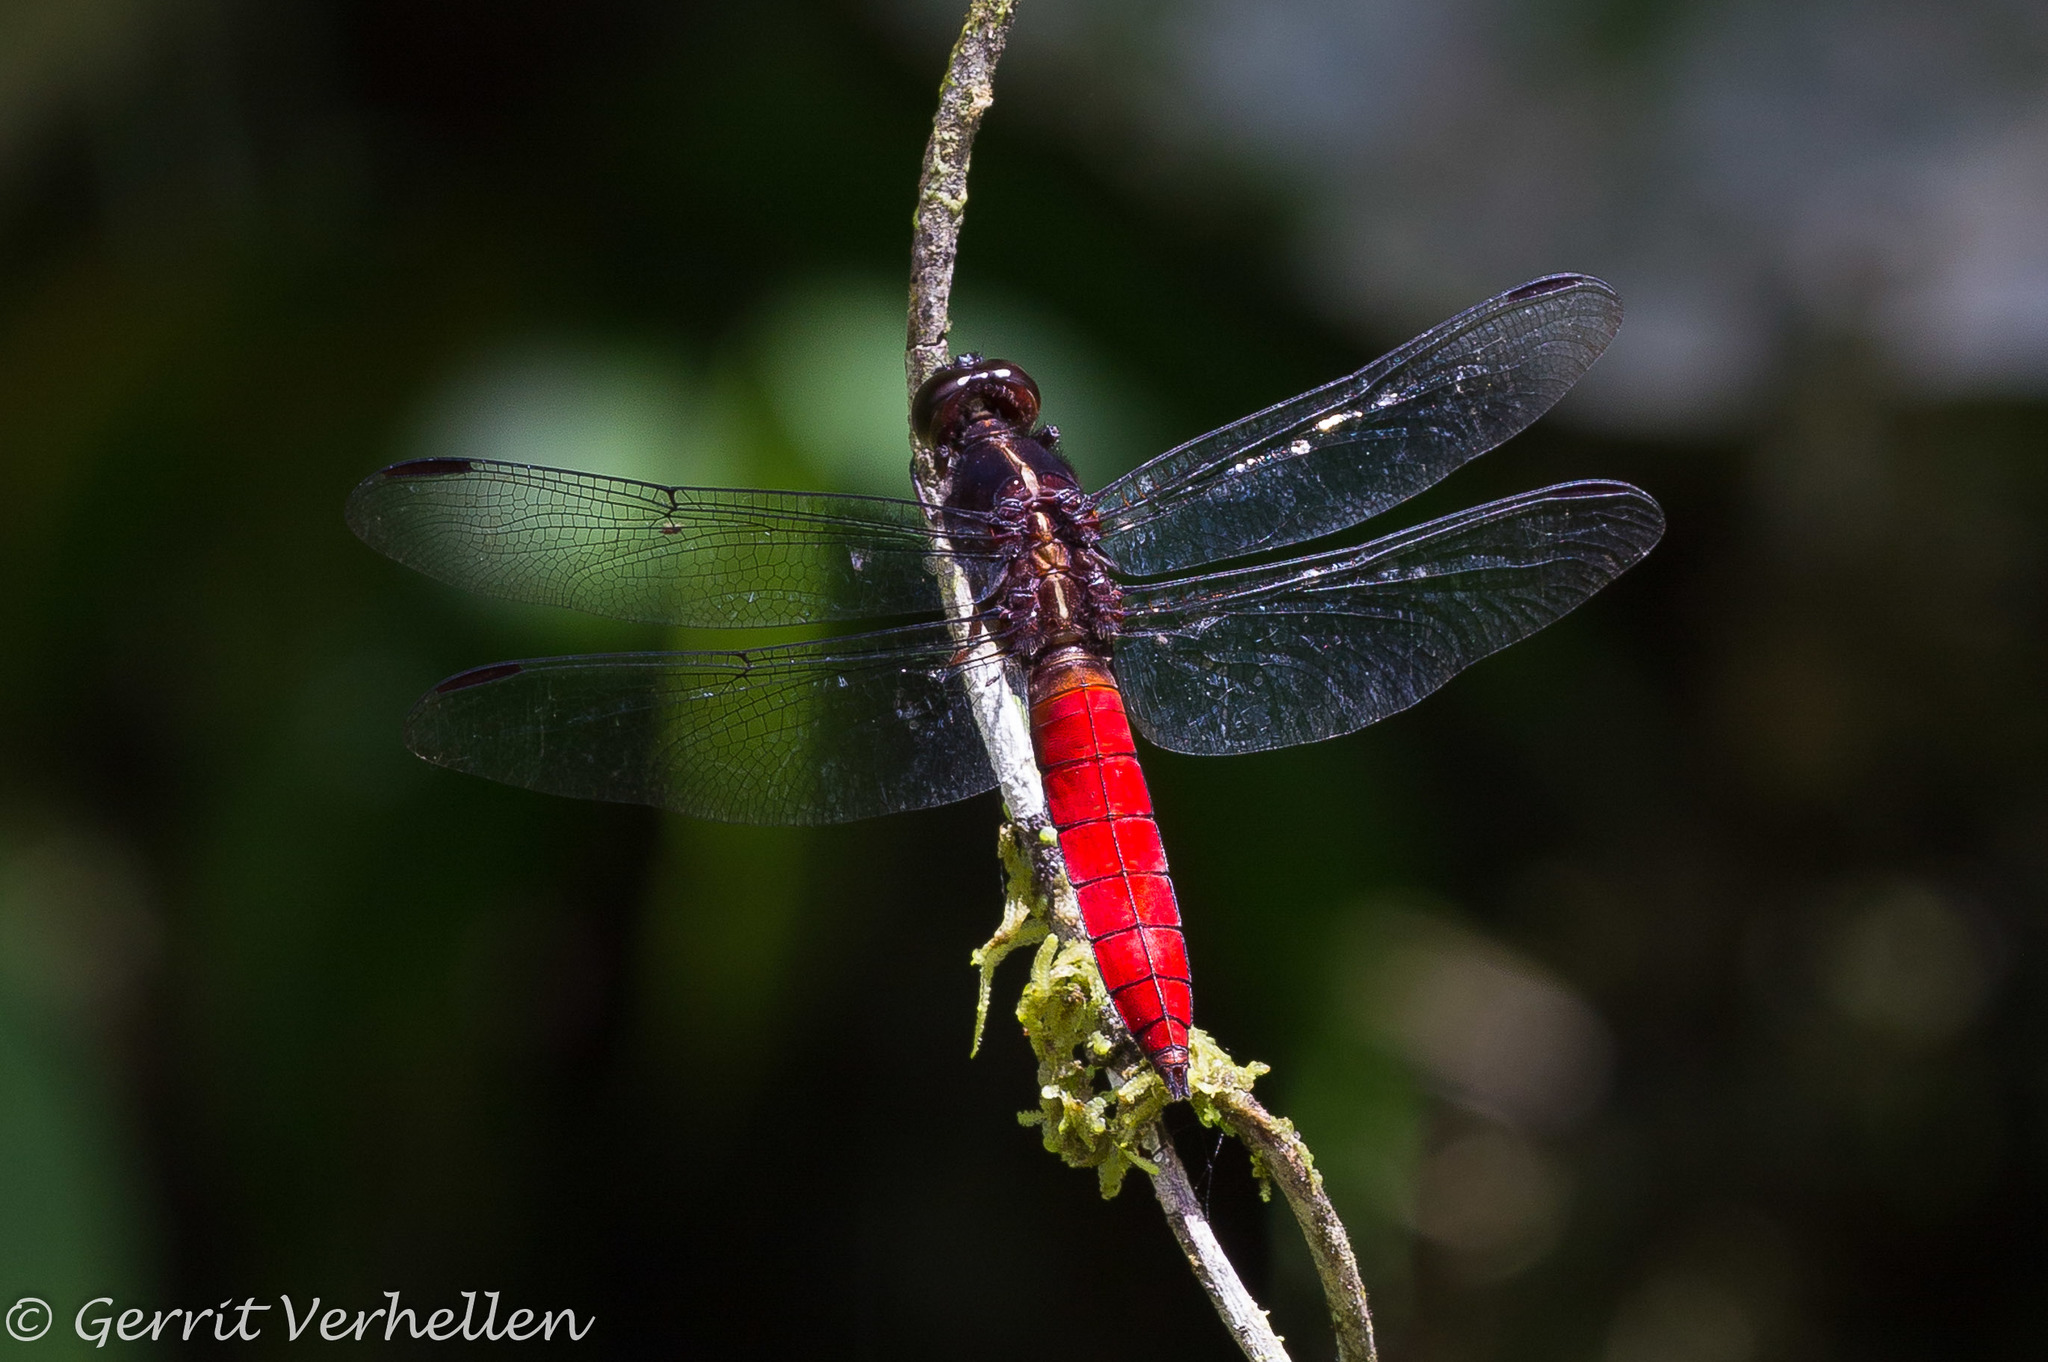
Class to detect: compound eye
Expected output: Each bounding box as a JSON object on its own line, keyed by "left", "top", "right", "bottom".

{"left": 912, "top": 357, "right": 1040, "bottom": 447}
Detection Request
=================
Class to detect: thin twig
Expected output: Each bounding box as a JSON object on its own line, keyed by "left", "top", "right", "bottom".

{"left": 900, "top": 6, "right": 1362, "bottom": 1360}
{"left": 906, "top": 0, "right": 1016, "bottom": 401}
{"left": 1145, "top": 1123, "right": 1292, "bottom": 1362}
{"left": 1217, "top": 1091, "right": 1379, "bottom": 1362}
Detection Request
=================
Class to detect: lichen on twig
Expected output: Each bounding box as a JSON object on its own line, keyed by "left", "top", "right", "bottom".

{"left": 968, "top": 823, "right": 1048, "bottom": 1058}
{"left": 986, "top": 826, "right": 1272, "bottom": 1200}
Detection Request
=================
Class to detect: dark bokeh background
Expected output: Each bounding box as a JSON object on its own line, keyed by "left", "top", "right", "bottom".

{"left": 2, "top": 1, "right": 2044, "bottom": 1358}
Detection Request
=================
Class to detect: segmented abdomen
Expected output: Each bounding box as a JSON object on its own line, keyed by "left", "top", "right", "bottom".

{"left": 1028, "top": 650, "right": 1192, "bottom": 1098}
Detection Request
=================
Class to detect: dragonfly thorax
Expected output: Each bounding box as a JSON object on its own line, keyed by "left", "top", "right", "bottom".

{"left": 978, "top": 450, "right": 1122, "bottom": 662}
{"left": 919, "top": 370, "right": 1123, "bottom": 662}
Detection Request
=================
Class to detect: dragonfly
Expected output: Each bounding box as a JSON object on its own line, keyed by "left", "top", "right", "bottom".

{"left": 346, "top": 274, "right": 1663, "bottom": 1098}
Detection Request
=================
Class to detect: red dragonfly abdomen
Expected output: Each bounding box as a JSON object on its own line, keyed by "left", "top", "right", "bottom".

{"left": 1028, "top": 648, "right": 1192, "bottom": 1098}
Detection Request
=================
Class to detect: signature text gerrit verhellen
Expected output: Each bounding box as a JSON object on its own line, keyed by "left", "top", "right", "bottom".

{"left": 70, "top": 1292, "right": 593, "bottom": 1345}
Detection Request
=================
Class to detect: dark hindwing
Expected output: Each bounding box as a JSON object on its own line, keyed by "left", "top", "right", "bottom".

{"left": 404, "top": 622, "right": 1000, "bottom": 824}
{"left": 1113, "top": 481, "right": 1664, "bottom": 755}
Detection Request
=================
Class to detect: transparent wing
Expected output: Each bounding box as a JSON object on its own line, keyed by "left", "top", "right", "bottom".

{"left": 1092, "top": 275, "right": 1624, "bottom": 576}
{"left": 402, "top": 622, "right": 1000, "bottom": 824}
{"left": 346, "top": 458, "right": 997, "bottom": 627}
{"left": 1114, "top": 481, "right": 1664, "bottom": 756}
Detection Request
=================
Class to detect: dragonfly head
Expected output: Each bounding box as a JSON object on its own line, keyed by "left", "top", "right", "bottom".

{"left": 913, "top": 354, "right": 1041, "bottom": 457}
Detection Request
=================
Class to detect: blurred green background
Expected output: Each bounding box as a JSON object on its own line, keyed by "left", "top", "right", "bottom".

{"left": 1, "top": 0, "right": 2044, "bottom": 1358}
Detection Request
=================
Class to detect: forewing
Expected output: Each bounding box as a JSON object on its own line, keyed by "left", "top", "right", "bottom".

{"left": 1115, "top": 481, "right": 1664, "bottom": 755}
{"left": 346, "top": 458, "right": 991, "bottom": 627}
{"left": 1093, "top": 275, "right": 1624, "bottom": 575}
{"left": 403, "top": 623, "right": 999, "bottom": 824}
